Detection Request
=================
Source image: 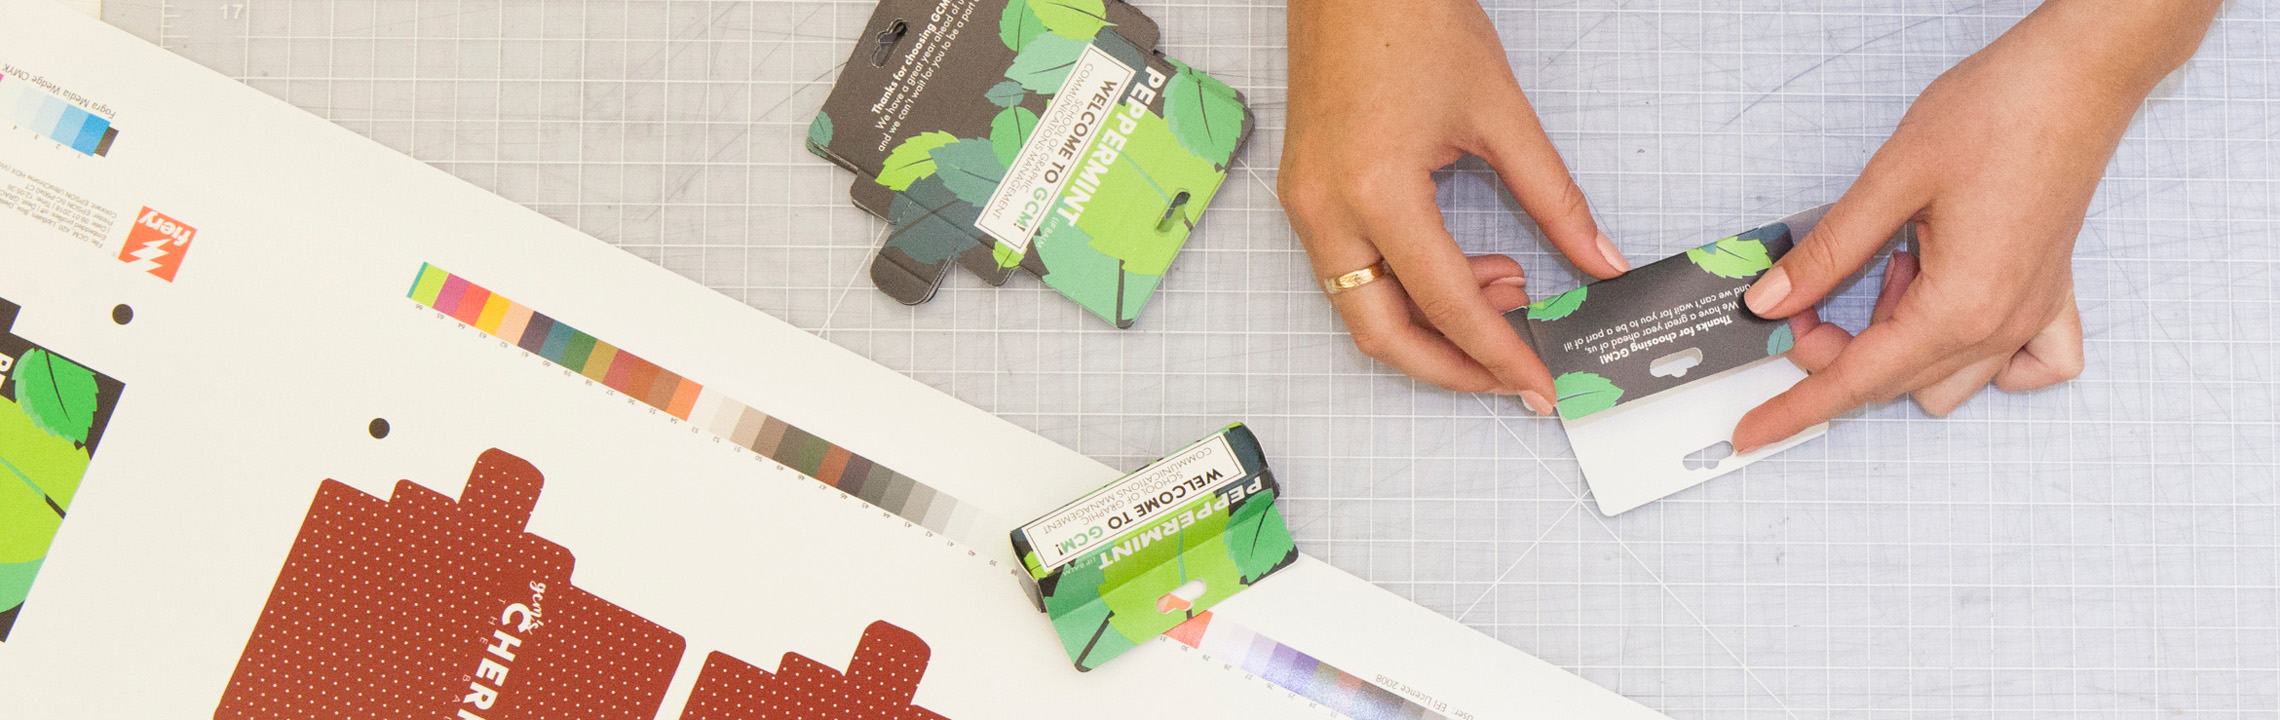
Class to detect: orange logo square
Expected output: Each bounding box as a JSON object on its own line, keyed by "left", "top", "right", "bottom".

{"left": 118, "top": 207, "right": 195, "bottom": 282}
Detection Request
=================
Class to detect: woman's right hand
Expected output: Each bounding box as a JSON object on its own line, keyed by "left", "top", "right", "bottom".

{"left": 1280, "top": 0, "right": 1629, "bottom": 413}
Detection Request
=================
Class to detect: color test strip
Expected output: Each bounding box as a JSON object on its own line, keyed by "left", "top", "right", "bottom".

{"left": 411, "top": 264, "right": 1408, "bottom": 705}
{"left": 1, "top": 76, "right": 118, "bottom": 157}
{"left": 407, "top": 263, "right": 999, "bottom": 547}
{"left": 1165, "top": 612, "right": 1446, "bottom": 720}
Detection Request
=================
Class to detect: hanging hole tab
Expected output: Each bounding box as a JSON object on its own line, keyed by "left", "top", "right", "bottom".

{"left": 870, "top": 20, "right": 908, "bottom": 67}
{"left": 1681, "top": 441, "right": 1735, "bottom": 471}
{"left": 1154, "top": 191, "right": 1193, "bottom": 233}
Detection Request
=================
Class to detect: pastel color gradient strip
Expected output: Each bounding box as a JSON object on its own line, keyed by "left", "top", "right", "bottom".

{"left": 1165, "top": 612, "right": 1445, "bottom": 720}
{"left": 0, "top": 76, "right": 118, "bottom": 157}
{"left": 406, "top": 263, "right": 996, "bottom": 547}
{"left": 406, "top": 264, "right": 1406, "bottom": 701}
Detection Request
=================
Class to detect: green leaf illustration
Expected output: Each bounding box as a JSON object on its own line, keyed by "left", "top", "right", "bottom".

{"left": 985, "top": 80, "right": 1028, "bottom": 109}
{"left": 1035, "top": 220, "right": 1152, "bottom": 325}
{"left": 2, "top": 393, "right": 93, "bottom": 615}
{"left": 1101, "top": 533, "right": 1241, "bottom": 651}
{"left": 1224, "top": 490, "right": 1296, "bottom": 583}
{"left": 1686, "top": 236, "right": 1773, "bottom": 279}
{"left": 1, "top": 470, "right": 63, "bottom": 568}
{"left": 1162, "top": 60, "right": 1245, "bottom": 167}
{"left": 1, "top": 557, "right": 44, "bottom": 619}
{"left": 1526, "top": 286, "right": 1588, "bottom": 321}
{"left": 1004, "top": 33, "right": 1090, "bottom": 94}
{"left": 1038, "top": 552, "right": 1123, "bottom": 667}
{"left": 1075, "top": 110, "right": 1223, "bottom": 276}
{"left": 804, "top": 111, "right": 833, "bottom": 158}
{"left": 999, "top": 0, "right": 1048, "bottom": 51}
{"left": 1766, "top": 323, "right": 1795, "bottom": 356}
{"left": 0, "top": 396, "right": 92, "bottom": 517}
{"left": 1042, "top": 549, "right": 1105, "bottom": 617}
{"left": 1027, "top": 0, "right": 1109, "bottom": 39}
{"left": 885, "top": 176, "right": 983, "bottom": 265}
{"left": 990, "top": 106, "right": 1039, "bottom": 166}
{"left": 875, "top": 131, "right": 959, "bottom": 192}
{"left": 1554, "top": 371, "right": 1625, "bottom": 420}
{"left": 15, "top": 349, "right": 98, "bottom": 446}
{"left": 1036, "top": 220, "right": 1112, "bottom": 292}
{"left": 930, "top": 139, "right": 1007, "bottom": 208}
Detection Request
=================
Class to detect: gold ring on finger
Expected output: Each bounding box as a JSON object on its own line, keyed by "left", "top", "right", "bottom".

{"left": 1322, "top": 261, "right": 1392, "bottom": 296}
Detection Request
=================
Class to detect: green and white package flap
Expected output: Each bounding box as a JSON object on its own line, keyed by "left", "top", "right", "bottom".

{"left": 810, "top": 0, "right": 1251, "bottom": 327}
{"left": 1009, "top": 424, "right": 1296, "bottom": 671}
{"left": 960, "top": 38, "right": 1248, "bottom": 328}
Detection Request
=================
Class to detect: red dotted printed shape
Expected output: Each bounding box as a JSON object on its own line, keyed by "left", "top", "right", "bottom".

{"left": 682, "top": 621, "right": 951, "bottom": 720}
{"left": 216, "top": 449, "right": 685, "bottom": 720}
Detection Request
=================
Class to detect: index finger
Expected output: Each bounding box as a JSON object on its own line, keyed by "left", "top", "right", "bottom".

{"left": 1361, "top": 180, "right": 1551, "bottom": 397}
{"left": 1731, "top": 318, "right": 1946, "bottom": 453}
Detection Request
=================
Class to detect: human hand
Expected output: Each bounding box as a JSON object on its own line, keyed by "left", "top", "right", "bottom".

{"left": 1280, "top": 0, "right": 1630, "bottom": 413}
{"left": 1731, "top": 0, "right": 2219, "bottom": 452}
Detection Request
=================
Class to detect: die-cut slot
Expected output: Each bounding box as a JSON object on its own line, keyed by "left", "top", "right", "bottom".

{"left": 870, "top": 20, "right": 908, "bottom": 67}
{"left": 1650, "top": 347, "right": 1705, "bottom": 378}
{"left": 1156, "top": 578, "right": 1207, "bottom": 614}
{"left": 1154, "top": 191, "right": 1192, "bottom": 233}
{"left": 1681, "top": 441, "right": 1733, "bottom": 471}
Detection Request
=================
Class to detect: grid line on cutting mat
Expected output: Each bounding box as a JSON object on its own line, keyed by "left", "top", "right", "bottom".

{"left": 103, "top": 0, "right": 2280, "bottom": 716}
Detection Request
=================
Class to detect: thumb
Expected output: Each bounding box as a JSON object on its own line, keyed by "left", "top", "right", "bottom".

{"left": 1744, "top": 172, "right": 1924, "bottom": 319}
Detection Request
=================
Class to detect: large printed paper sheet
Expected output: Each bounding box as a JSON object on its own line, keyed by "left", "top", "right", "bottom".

{"left": 0, "top": 2, "right": 1666, "bottom": 717}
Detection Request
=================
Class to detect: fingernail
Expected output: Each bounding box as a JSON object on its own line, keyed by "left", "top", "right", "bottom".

{"left": 1595, "top": 232, "right": 1631, "bottom": 274}
{"left": 1520, "top": 390, "right": 1555, "bottom": 416}
{"left": 1745, "top": 266, "right": 1790, "bottom": 317}
{"left": 1490, "top": 276, "right": 1527, "bottom": 288}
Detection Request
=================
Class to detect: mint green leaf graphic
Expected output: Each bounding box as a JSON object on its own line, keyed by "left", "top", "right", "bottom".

{"left": 1, "top": 558, "right": 44, "bottom": 616}
{"left": 804, "top": 111, "right": 833, "bottom": 158}
{"left": 1225, "top": 490, "right": 1296, "bottom": 583}
{"left": 15, "top": 349, "right": 98, "bottom": 446}
{"left": 1035, "top": 221, "right": 1122, "bottom": 310}
{"left": 1043, "top": 551, "right": 1105, "bottom": 617}
{"left": 1075, "top": 111, "right": 1222, "bottom": 276}
{"left": 930, "top": 139, "right": 1007, "bottom": 208}
{"left": 1, "top": 476, "right": 63, "bottom": 565}
{"left": 1554, "top": 371, "right": 1624, "bottom": 420}
{"left": 1028, "top": 0, "right": 1109, "bottom": 39}
{"left": 1163, "top": 61, "right": 1245, "bottom": 167}
{"left": 985, "top": 80, "right": 1028, "bottom": 109}
{"left": 0, "top": 394, "right": 92, "bottom": 519}
{"left": 1004, "top": 32, "right": 1090, "bottom": 93}
{"left": 1041, "top": 551, "right": 1132, "bottom": 667}
{"left": 886, "top": 176, "right": 981, "bottom": 265}
{"left": 990, "top": 106, "right": 1039, "bottom": 166}
{"left": 1686, "top": 236, "right": 1773, "bottom": 279}
{"left": 874, "top": 131, "right": 959, "bottom": 192}
{"left": 999, "top": 0, "right": 1049, "bottom": 51}
{"left": 1766, "top": 323, "right": 1796, "bottom": 356}
{"left": 1526, "top": 286, "right": 1587, "bottom": 321}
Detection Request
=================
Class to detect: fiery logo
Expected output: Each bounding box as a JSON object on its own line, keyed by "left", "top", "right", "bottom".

{"left": 117, "top": 207, "right": 195, "bottom": 282}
